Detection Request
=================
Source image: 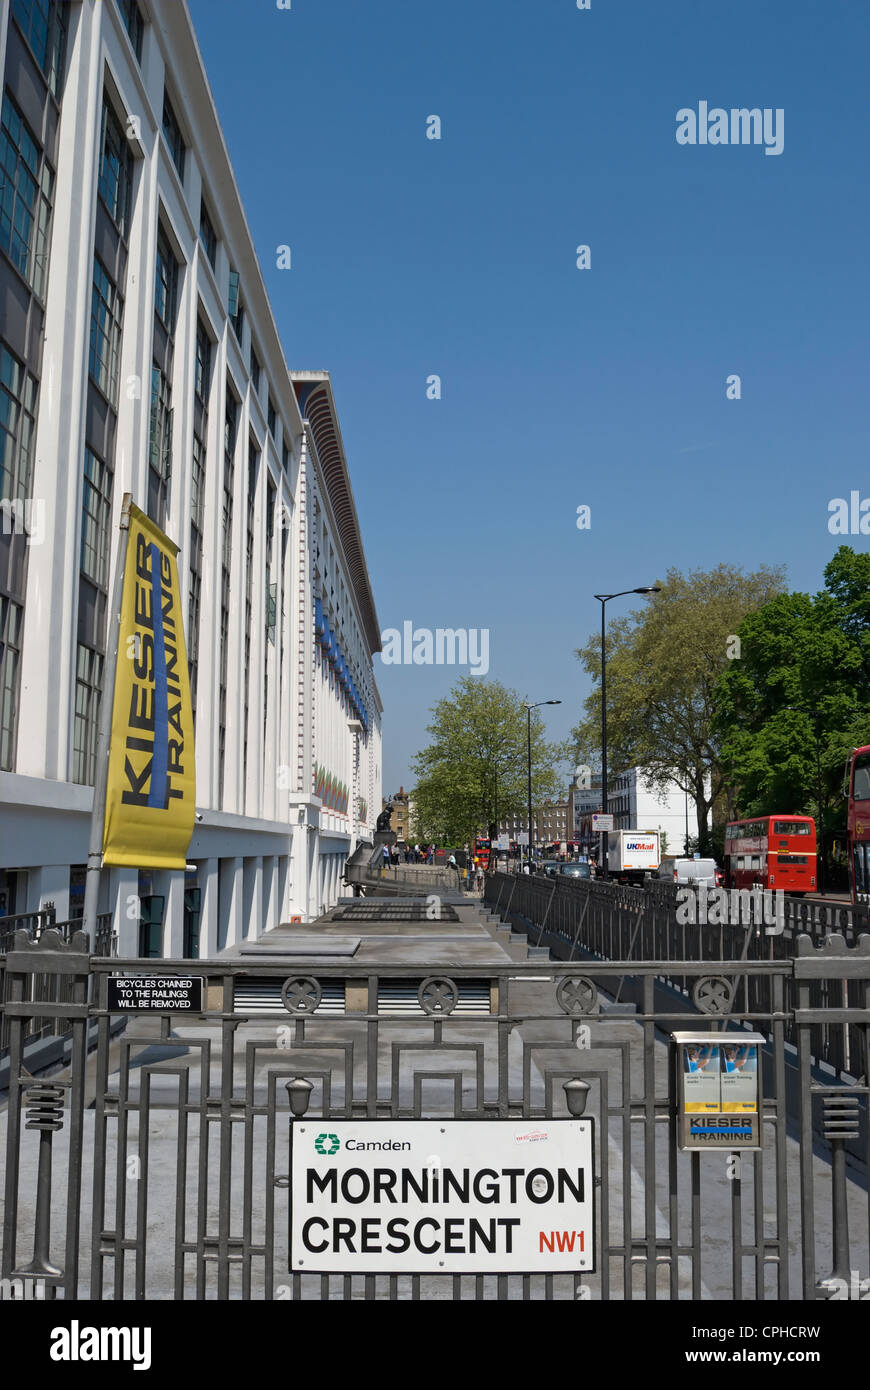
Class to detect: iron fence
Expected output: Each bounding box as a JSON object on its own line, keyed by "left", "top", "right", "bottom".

{"left": 1, "top": 927, "right": 868, "bottom": 1301}
{"left": 485, "top": 872, "right": 870, "bottom": 1082}
{"left": 0, "top": 916, "right": 116, "bottom": 1055}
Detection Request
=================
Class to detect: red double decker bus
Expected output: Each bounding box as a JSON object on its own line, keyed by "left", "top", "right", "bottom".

{"left": 724, "top": 815, "right": 816, "bottom": 895}
{"left": 844, "top": 746, "right": 870, "bottom": 902}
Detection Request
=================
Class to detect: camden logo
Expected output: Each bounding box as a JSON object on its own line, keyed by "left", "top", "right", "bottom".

{"left": 315, "top": 1132, "right": 340, "bottom": 1155}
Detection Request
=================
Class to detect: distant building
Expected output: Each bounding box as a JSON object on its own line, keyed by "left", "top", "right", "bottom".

{"left": 498, "top": 800, "right": 570, "bottom": 848}
{"left": 384, "top": 787, "right": 413, "bottom": 842}
{"left": 572, "top": 766, "right": 704, "bottom": 853}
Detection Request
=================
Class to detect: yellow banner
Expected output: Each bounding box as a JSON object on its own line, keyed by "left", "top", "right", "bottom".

{"left": 103, "top": 503, "right": 196, "bottom": 868}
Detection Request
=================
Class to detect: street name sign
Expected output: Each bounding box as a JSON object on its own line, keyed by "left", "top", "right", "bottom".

{"left": 591, "top": 814, "right": 614, "bottom": 832}
{"left": 290, "top": 1119, "right": 594, "bottom": 1273}
{"left": 106, "top": 976, "right": 204, "bottom": 1012}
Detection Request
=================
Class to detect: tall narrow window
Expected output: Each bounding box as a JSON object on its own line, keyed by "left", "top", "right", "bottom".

{"left": 0, "top": 93, "right": 55, "bottom": 297}
{"left": 73, "top": 446, "right": 113, "bottom": 786}
{"left": 162, "top": 89, "right": 185, "bottom": 181}
{"left": 218, "top": 388, "right": 237, "bottom": 804}
{"left": 79, "top": 447, "right": 112, "bottom": 590}
{"left": 250, "top": 346, "right": 260, "bottom": 394}
{"left": 115, "top": 0, "right": 144, "bottom": 62}
{"left": 0, "top": 343, "right": 38, "bottom": 508}
{"left": 97, "top": 94, "right": 133, "bottom": 238}
{"left": 0, "top": 344, "right": 34, "bottom": 772}
{"left": 149, "top": 228, "right": 180, "bottom": 527}
{"left": 154, "top": 228, "right": 178, "bottom": 332}
{"left": 0, "top": 596, "right": 22, "bottom": 770}
{"left": 199, "top": 197, "right": 217, "bottom": 269}
{"left": 228, "top": 269, "right": 244, "bottom": 343}
{"left": 148, "top": 362, "right": 172, "bottom": 525}
{"left": 11, "top": 0, "right": 68, "bottom": 99}
{"left": 89, "top": 255, "right": 124, "bottom": 404}
{"left": 188, "top": 319, "right": 212, "bottom": 714}
{"left": 72, "top": 643, "right": 104, "bottom": 786}
{"left": 264, "top": 481, "right": 276, "bottom": 752}
{"left": 242, "top": 441, "right": 259, "bottom": 795}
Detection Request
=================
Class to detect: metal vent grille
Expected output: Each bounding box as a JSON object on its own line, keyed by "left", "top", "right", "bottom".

{"left": 378, "top": 980, "right": 491, "bottom": 1016}
{"left": 230, "top": 978, "right": 492, "bottom": 1016}
{"left": 233, "top": 980, "right": 345, "bottom": 1014}
{"left": 331, "top": 902, "right": 460, "bottom": 924}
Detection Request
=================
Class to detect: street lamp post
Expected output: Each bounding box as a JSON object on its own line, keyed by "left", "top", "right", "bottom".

{"left": 594, "top": 587, "right": 661, "bottom": 880}
{"left": 525, "top": 700, "right": 561, "bottom": 871}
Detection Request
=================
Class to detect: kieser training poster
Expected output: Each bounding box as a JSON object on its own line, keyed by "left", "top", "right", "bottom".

{"left": 102, "top": 503, "right": 195, "bottom": 868}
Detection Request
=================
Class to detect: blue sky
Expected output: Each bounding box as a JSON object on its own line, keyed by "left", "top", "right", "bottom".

{"left": 189, "top": 0, "right": 870, "bottom": 794}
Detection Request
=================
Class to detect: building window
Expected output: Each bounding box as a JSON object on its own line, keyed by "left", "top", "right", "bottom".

{"left": 161, "top": 90, "right": 185, "bottom": 181}
{"left": 267, "top": 396, "right": 276, "bottom": 436}
{"left": 194, "top": 318, "right": 212, "bottom": 406}
{"left": 80, "top": 447, "right": 112, "bottom": 590}
{"left": 0, "top": 344, "right": 38, "bottom": 506}
{"left": 115, "top": 0, "right": 144, "bottom": 63}
{"left": 199, "top": 197, "right": 217, "bottom": 269}
{"left": 11, "top": 0, "right": 67, "bottom": 100}
{"left": 0, "top": 595, "right": 22, "bottom": 771}
{"left": 218, "top": 389, "right": 237, "bottom": 804}
{"left": 0, "top": 92, "right": 54, "bottom": 298}
{"left": 97, "top": 94, "right": 133, "bottom": 238}
{"left": 228, "top": 269, "right": 244, "bottom": 343}
{"left": 148, "top": 363, "right": 172, "bottom": 521}
{"left": 154, "top": 228, "right": 178, "bottom": 332}
{"left": 72, "top": 642, "right": 104, "bottom": 785}
{"left": 282, "top": 442, "right": 290, "bottom": 473}
{"left": 250, "top": 346, "right": 260, "bottom": 394}
{"left": 243, "top": 441, "right": 259, "bottom": 789}
{"left": 190, "top": 431, "right": 206, "bottom": 534}
{"left": 89, "top": 256, "right": 123, "bottom": 404}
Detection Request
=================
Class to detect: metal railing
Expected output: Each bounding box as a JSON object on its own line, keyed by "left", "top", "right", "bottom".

{"left": 1, "top": 933, "right": 867, "bottom": 1301}
{"left": 484, "top": 871, "right": 870, "bottom": 1081}
{"left": 0, "top": 913, "right": 115, "bottom": 1055}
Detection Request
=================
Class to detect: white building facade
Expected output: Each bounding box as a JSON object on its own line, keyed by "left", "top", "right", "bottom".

{"left": 570, "top": 767, "right": 704, "bottom": 854}
{"left": 0, "top": 0, "right": 381, "bottom": 952}
{"left": 607, "top": 769, "right": 703, "bottom": 853}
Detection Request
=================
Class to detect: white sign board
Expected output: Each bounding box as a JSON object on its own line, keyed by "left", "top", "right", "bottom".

{"left": 620, "top": 834, "right": 659, "bottom": 870}
{"left": 591, "top": 814, "right": 614, "bottom": 832}
{"left": 290, "top": 1120, "right": 594, "bottom": 1273}
{"left": 515, "top": 832, "right": 529, "bottom": 846}
{"left": 495, "top": 834, "right": 510, "bottom": 850}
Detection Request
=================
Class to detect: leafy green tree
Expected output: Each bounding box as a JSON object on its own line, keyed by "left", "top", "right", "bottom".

{"left": 411, "top": 677, "right": 563, "bottom": 845}
{"left": 713, "top": 547, "right": 870, "bottom": 879}
{"left": 572, "top": 564, "right": 785, "bottom": 853}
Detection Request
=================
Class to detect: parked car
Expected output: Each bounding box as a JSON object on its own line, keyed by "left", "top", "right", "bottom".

{"left": 558, "top": 862, "right": 592, "bottom": 880}
{"left": 656, "top": 856, "right": 722, "bottom": 889}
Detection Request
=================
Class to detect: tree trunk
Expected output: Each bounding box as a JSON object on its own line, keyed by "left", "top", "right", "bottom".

{"left": 694, "top": 776, "right": 711, "bottom": 856}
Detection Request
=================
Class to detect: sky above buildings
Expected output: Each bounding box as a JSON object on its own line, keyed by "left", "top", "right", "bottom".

{"left": 189, "top": 0, "right": 870, "bottom": 796}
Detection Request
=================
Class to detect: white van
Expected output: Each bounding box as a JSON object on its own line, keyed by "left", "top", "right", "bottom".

{"left": 657, "top": 856, "right": 721, "bottom": 889}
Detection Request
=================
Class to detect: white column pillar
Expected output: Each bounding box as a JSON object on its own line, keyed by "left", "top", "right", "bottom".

{"left": 199, "top": 857, "right": 219, "bottom": 958}
{"left": 163, "top": 871, "right": 186, "bottom": 957}
{"left": 109, "top": 867, "right": 139, "bottom": 956}
{"left": 27, "top": 865, "right": 70, "bottom": 921}
{"left": 221, "top": 856, "right": 244, "bottom": 949}
{"left": 246, "top": 857, "right": 263, "bottom": 942}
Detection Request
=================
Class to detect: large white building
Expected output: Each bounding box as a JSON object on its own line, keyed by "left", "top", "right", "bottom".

{"left": 569, "top": 765, "right": 704, "bottom": 853}
{"left": 0, "top": 0, "right": 382, "bottom": 953}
